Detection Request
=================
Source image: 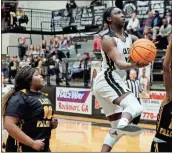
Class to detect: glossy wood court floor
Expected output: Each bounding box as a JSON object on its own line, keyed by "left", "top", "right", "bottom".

{"left": 2, "top": 115, "right": 156, "bottom": 152}
{"left": 51, "top": 115, "right": 155, "bottom": 152}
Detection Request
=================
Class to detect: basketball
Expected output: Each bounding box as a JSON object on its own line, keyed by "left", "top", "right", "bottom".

{"left": 130, "top": 39, "right": 157, "bottom": 64}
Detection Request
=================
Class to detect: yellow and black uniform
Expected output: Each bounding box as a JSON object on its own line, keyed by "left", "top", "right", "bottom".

{"left": 5, "top": 89, "right": 53, "bottom": 152}
{"left": 151, "top": 99, "right": 172, "bottom": 152}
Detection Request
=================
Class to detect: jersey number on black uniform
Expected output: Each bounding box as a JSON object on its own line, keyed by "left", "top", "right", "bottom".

{"left": 43, "top": 106, "right": 52, "bottom": 119}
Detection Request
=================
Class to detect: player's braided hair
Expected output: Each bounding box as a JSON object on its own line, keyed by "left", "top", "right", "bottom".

{"left": 103, "top": 6, "right": 116, "bottom": 24}
{"left": 2, "top": 66, "right": 36, "bottom": 118}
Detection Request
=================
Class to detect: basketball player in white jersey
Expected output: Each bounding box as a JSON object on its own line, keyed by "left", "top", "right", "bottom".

{"left": 93, "top": 7, "right": 149, "bottom": 152}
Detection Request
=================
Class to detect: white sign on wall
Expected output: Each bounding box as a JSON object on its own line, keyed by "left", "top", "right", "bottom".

{"left": 56, "top": 87, "right": 92, "bottom": 115}
{"left": 140, "top": 91, "right": 166, "bottom": 121}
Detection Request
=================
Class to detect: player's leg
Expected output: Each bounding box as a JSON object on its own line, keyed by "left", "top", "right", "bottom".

{"left": 150, "top": 141, "right": 172, "bottom": 152}
{"left": 101, "top": 116, "right": 124, "bottom": 152}
{"left": 110, "top": 92, "right": 143, "bottom": 136}
{"left": 94, "top": 92, "right": 123, "bottom": 152}
{"left": 132, "top": 98, "right": 141, "bottom": 125}
{"left": 150, "top": 140, "right": 155, "bottom": 152}
{"left": 109, "top": 78, "right": 143, "bottom": 136}
{"left": 101, "top": 129, "right": 121, "bottom": 152}
{"left": 94, "top": 77, "right": 143, "bottom": 137}
{"left": 132, "top": 115, "right": 141, "bottom": 125}
{"left": 5, "top": 136, "right": 17, "bottom": 152}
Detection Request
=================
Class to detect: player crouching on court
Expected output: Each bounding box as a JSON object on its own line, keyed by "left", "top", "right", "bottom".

{"left": 150, "top": 39, "right": 172, "bottom": 152}
{"left": 2, "top": 66, "right": 58, "bottom": 152}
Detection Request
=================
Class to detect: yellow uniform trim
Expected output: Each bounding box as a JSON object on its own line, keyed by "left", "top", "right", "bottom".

{"left": 20, "top": 89, "right": 27, "bottom": 94}
{"left": 41, "top": 92, "right": 48, "bottom": 96}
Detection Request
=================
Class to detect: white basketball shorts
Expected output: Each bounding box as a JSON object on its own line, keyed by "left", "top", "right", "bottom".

{"left": 93, "top": 70, "right": 131, "bottom": 117}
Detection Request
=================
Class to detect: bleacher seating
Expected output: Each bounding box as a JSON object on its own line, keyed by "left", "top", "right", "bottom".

{"left": 151, "top": 50, "right": 166, "bottom": 90}
{"left": 2, "top": 1, "right": 171, "bottom": 90}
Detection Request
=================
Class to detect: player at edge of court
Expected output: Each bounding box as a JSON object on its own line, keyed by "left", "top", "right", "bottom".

{"left": 150, "top": 39, "right": 172, "bottom": 152}
{"left": 2, "top": 67, "right": 58, "bottom": 152}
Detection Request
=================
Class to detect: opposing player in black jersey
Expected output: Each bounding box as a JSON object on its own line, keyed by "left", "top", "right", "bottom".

{"left": 2, "top": 66, "right": 58, "bottom": 152}
{"left": 150, "top": 39, "right": 172, "bottom": 152}
{"left": 93, "top": 6, "right": 149, "bottom": 152}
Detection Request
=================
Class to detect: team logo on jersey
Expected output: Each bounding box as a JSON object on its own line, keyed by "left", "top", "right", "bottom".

{"left": 123, "top": 48, "right": 130, "bottom": 54}
{"left": 57, "top": 90, "right": 90, "bottom": 103}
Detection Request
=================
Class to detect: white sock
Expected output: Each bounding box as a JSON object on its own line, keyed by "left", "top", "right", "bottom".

{"left": 116, "top": 118, "right": 129, "bottom": 128}
{"left": 103, "top": 133, "right": 121, "bottom": 148}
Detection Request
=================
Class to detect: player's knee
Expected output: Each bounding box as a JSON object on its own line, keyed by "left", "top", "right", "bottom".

{"left": 137, "top": 104, "right": 143, "bottom": 116}
{"left": 135, "top": 104, "right": 143, "bottom": 117}
{"left": 120, "top": 93, "right": 143, "bottom": 118}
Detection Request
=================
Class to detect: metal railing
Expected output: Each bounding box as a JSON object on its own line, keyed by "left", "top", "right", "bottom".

{"left": 2, "top": 1, "right": 171, "bottom": 33}
{"left": 2, "top": 4, "right": 107, "bottom": 32}
{"left": 19, "top": 8, "right": 52, "bottom": 31}
{"left": 45, "top": 58, "right": 101, "bottom": 87}
{"left": 2, "top": 7, "right": 52, "bottom": 32}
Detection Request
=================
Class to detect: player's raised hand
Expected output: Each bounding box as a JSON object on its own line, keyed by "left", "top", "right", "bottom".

{"left": 129, "top": 55, "right": 149, "bottom": 68}
{"left": 135, "top": 62, "right": 149, "bottom": 68}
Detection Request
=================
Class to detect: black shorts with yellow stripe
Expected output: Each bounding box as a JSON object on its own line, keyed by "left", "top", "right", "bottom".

{"left": 151, "top": 140, "right": 172, "bottom": 152}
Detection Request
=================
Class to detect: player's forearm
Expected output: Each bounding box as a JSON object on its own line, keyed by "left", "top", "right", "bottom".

{"left": 108, "top": 51, "right": 135, "bottom": 70}
{"left": 115, "top": 59, "right": 135, "bottom": 70}
{"left": 4, "top": 122, "right": 34, "bottom": 148}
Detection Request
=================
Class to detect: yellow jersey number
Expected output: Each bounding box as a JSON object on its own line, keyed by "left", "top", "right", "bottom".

{"left": 43, "top": 106, "right": 53, "bottom": 119}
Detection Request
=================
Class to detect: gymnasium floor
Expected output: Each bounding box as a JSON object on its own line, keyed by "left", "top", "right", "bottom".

{"left": 2, "top": 115, "right": 156, "bottom": 152}
{"left": 2, "top": 114, "right": 155, "bottom": 152}
{"left": 50, "top": 115, "right": 156, "bottom": 152}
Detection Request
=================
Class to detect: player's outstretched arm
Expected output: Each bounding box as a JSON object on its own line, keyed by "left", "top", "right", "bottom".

{"left": 163, "top": 39, "right": 172, "bottom": 100}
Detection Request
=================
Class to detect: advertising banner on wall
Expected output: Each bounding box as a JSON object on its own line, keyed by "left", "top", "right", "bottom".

{"left": 56, "top": 87, "right": 92, "bottom": 115}
{"left": 151, "top": 0, "right": 164, "bottom": 17}
{"left": 51, "top": 4, "right": 106, "bottom": 31}
{"left": 140, "top": 91, "right": 166, "bottom": 121}
{"left": 137, "top": 1, "right": 150, "bottom": 19}
{"left": 123, "top": 0, "right": 168, "bottom": 20}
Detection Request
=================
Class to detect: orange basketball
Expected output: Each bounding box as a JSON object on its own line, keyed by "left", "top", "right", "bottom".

{"left": 130, "top": 39, "right": 157, "bottom": 64}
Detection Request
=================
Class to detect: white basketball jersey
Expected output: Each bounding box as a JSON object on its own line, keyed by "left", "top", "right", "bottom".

{"left": 101, "top": 31, "right": 132, "bottom": 79}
